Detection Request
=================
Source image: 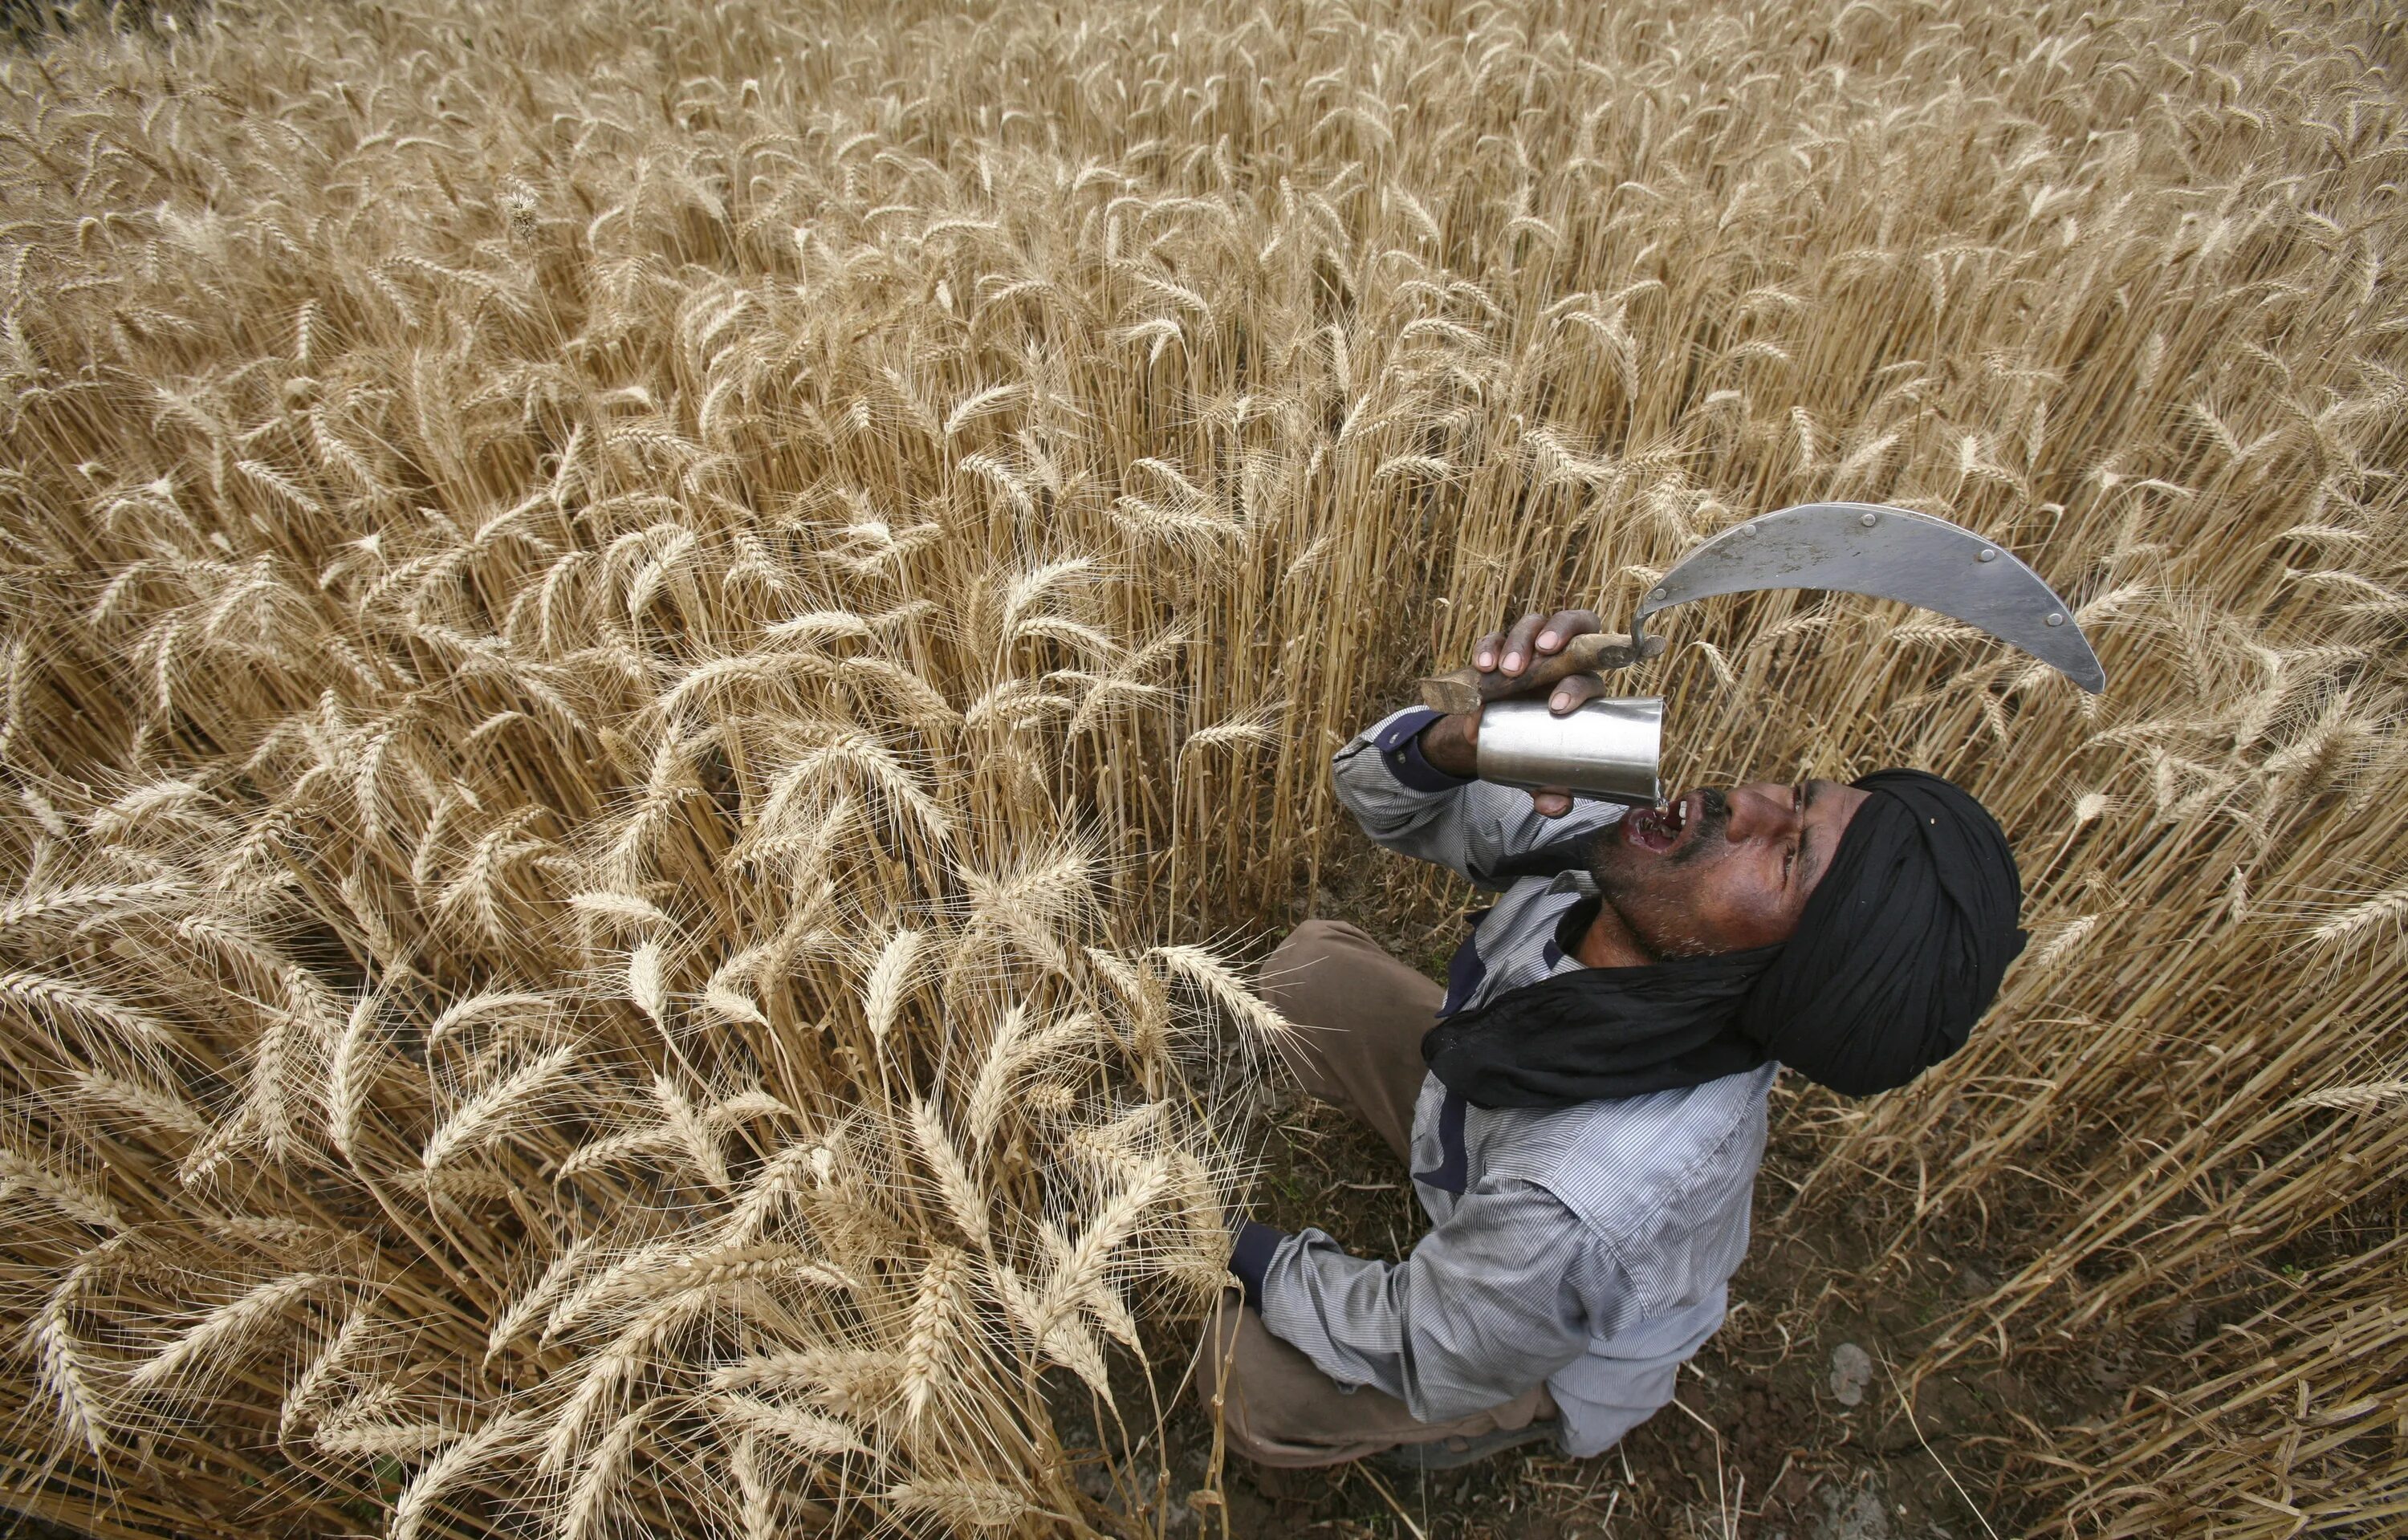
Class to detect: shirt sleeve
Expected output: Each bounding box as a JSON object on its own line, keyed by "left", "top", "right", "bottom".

{"left": 1332, "top": 706, "right": 1626, "bottom": 890}
{"left": 1252, "top": 1180, "right": 1637, "bottom": 1421}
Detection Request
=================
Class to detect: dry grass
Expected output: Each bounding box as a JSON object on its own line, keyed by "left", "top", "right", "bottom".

{"left": 0, "top": 0, "right": 2402, "bottom": 1534}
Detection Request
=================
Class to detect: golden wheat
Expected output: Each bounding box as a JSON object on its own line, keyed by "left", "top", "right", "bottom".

{"left": 0, "top": 0, "right": 2401, "bottom": 1534}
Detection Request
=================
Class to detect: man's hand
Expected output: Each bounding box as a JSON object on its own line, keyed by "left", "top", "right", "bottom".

{"left": 1418, "top": 609, "right": 1613, "bottom": 818}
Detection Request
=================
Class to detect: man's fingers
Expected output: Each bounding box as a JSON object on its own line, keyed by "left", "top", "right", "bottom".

{"left": 1480, "top": 607, "right": 1605, "bottom": 676}
{"left": 1546, "top": 672, "right": 1606, "bottom": 715}
{"left": 1533, "top": 609, "right": 1603, "bottom": 655}
{"left": 1531, "top": 787, "right": 1574, "bottom": 818}
{"left": 1499, "top": 613, "right": 1546, "bottom": 676}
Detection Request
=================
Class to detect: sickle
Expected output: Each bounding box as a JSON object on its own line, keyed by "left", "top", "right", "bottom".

{"left": 1417, "top": 503, "right": 2106, "bottom": 715}
{"left": 1633, "top": 502, "right": 2106, "bottom": 693}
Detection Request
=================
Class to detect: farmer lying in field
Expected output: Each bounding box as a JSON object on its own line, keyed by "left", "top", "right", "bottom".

{"left": 1204, "top": 607, "right": 2025, "bottom": 1471}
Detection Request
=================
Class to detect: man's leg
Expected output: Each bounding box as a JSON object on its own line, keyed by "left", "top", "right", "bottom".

{"left": 1206, "top": 920, "right": 1554, "bottom": 1467}
{"left": 1258, "top": 918, "right": 1442, "bottom": 1160}
{"left": 1202, "top": 1290, "right": 1555, "bottom": 1469}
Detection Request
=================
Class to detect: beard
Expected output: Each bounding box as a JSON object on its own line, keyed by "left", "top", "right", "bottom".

{"left": 1583, "top": 789, "right": 1733, "bottom": 960}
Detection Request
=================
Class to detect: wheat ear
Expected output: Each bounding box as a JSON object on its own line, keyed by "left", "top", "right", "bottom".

{"left": 391, "top": 1412, "right": 533, "bottom": 1540}
{"left": 901, "top": 1244, "right": 971, "bottom": 1421}
{"left": 1145, "top": 944, "right": 1293, "bottom": 1039}
{"left": 128, "top": 1272, "right": 327, "bottom": 1389}
{"left": 908, "top": 1099, "right": 990, "bottom": 1247}
{"left": 559, "top": 1398, "right": 655, "bottom": 1540}
{"left": 714, "top": 1393, "right": 872, "bottom": 1457}
{"left": 421, "top": 1046, "right": 575, "bottom": 1168}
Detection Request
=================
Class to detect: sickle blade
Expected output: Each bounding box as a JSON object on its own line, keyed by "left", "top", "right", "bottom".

{"left": 1634, "top": 502, "right": 2106, "bottom": 693}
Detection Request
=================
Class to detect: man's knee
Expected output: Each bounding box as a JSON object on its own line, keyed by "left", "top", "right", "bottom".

{"left": 1194, "top": 1292, "right": 1353, "bottom": 1469}
{"left": 1272, "top": 916, "right": 1364, "bottom": 961}
{"left": 1262, "top": 918, "right": 1369, "bottom": 1014}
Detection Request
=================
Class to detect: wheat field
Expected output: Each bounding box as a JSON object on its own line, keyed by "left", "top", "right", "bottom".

{"left": 0, "top": 0, "right": 2400, "bottom": 1534}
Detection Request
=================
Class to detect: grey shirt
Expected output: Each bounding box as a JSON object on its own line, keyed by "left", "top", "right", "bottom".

{"left": 1253, "top": 705, "right": 1773, "bottom": 1457}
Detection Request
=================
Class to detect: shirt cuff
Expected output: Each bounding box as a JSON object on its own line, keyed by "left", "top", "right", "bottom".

{"left": 1227, "top": 1219, "right": 1288, "bottom": 1311}
{"left": 1372, "top": 706, "right": 1473, "bottom": 793}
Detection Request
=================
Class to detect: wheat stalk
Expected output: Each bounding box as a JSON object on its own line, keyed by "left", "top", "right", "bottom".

{"left": 0, "top": 1146, "right": 124, "bottom": 1233}
{"left": 282, "top": 1294, "right": 382, "bottom": 1435}
{"left": 888, "top": 1477, "right": 1034, "bottom": 1531}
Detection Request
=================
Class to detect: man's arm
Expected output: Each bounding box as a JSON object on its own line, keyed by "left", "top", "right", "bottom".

{"left": 1229, "top": 1184, "right": 1635, "bottom": 1422}
{"left": 1332, "top": 710, "right": 1622, "bottom": 888}
{"left": 1331, "top": 608, "right": 1632, "bottom": 888}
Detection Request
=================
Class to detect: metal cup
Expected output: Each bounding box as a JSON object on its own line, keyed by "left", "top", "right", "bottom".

{"left": 1474, "top": 697, "right": 1664, "bottom": 805}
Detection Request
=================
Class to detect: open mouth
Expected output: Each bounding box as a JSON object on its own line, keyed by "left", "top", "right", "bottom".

{"left": 1621, "top": 790, "right": 1697, "bottom": 855}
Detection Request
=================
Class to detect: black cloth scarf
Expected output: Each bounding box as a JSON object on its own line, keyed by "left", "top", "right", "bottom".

{"left": 1421, "top": 770, "right": 2028, "bottom": 1107}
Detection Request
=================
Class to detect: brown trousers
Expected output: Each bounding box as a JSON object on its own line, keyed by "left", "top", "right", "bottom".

{"left": 1198, "top": 919, "right": 1557, "bottom": 1468}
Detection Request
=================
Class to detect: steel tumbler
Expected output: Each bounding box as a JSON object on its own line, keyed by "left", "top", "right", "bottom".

{"left": 1474, "top": 697, "right": 1664, "bottom": 805}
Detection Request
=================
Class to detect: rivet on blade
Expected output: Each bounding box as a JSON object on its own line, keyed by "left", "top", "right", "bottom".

{"left": 2046, "top": 612, "right": 2065, "bottom": 627}
{"left": 1858, "top": 511, "right": 1877, "bottom": 526}
{"left": 1977, "top": 548, "right": 1999, "bottom": 562}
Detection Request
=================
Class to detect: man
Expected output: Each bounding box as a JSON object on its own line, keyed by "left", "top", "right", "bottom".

{"left": 1205, "top": 608, "right": 2025, "bottom": 1470}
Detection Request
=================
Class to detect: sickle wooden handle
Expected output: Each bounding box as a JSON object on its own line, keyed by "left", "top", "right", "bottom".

{"left": 1417, "top": 632, "right": 1667, "bottom": 715}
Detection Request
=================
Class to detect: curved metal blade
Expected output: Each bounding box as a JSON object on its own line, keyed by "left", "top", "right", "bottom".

{"left": 1633, "top": 502, "right": 2106, "bottom": 693}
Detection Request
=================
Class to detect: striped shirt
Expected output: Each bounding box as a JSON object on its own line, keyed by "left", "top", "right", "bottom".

{"left": 1251, "top": 705, "right": 1775, "bottom": 1457}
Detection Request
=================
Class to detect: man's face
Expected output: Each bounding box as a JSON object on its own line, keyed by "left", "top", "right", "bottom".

{"left": 1587, "top": 779, "right": 1870, "bottom": 958}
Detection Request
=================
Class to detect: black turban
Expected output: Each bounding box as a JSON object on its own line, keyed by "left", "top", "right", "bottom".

{"left": 1422, "top": 769, "right": 2027, "bottom": 1107}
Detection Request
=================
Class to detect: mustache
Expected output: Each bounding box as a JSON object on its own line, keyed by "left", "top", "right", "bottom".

{"left": 1667, "top": 786, "right": 1730, "bottom": 865}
